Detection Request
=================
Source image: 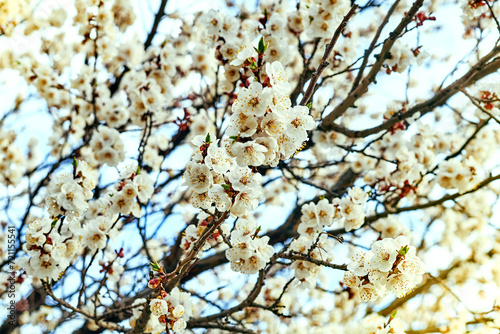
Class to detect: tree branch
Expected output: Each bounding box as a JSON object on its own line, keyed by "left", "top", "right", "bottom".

{"left": 320, "top": 0, "right": 424, "bottom": 126}
{"left": 144, "top": 0, "right": 169, "bottom": 49}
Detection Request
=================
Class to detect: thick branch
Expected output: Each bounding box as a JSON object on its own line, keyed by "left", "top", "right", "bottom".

{"left": 322, "top": 44, "right": 500, "bottom": 136}
{"left": 320, "top": 0, "right": 424, "bottom": 125}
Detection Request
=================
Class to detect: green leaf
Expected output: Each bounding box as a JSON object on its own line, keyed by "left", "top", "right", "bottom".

{"left": 150, "top": 261, "right": 161, "bottom": 272}
{"left": 51, "top": 219, "right": 58, "bottom": 227}
{"left": 257, "top": 37, "right": 268, "bottom": 54}
{"left": 399, "top": 245, "right": 409, "bottom": 256}
{"left": 71, "top": 158, "right": 78, "bottom": 168}
{"left": 391, "top": 310, "right": 397, "bottom": 318}
{"left": 221, "top": 184, "right": 231, "bottom": 191}
{"left": 205, "top": 133, "right": 211, "bottom": 143}
{"left": 250, "top": 61, "right": 258, "bottom": 70}
{"left": 136, "top": 166, "right": 141, "bottom": 174}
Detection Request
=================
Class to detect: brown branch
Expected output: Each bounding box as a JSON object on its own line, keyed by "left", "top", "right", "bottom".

{"left": 461, "top": 88, "right": 500, "bottom": 124}
{"left": 290, "top": 38, "right": 320, "bottom": 105}
{"left": 129, "top": 212, "right": 229, "bottom": 334}
{"left": 281, "top": 252, "right": 348, "bottom": 271}
{"left": 42, "top": 281, "right": 126, "bottom": 332}
{"left": 350, "top": 0, "right": 401, "bottom": 91}
{"left": 188, "top": 322, "right": 255, "bottom": 333}
{"left": 323, "top": 44, "right": 500, "bottom": 137}
{"left": 320, "top": 0, "right": 424, "bottom": 125}
{"left": 299, "top": 5, "right": 358, "bottom": 106}
{"left": 144, "top": 0, "right": 169, "bottom": 49}
{"left": 328, "top": 172, "right": 500, "bottom": 236}
{"left": 188, "top": 256, "right": 271, "bottom": 326}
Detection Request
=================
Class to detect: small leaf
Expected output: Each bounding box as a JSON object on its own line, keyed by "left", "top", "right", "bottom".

{"left": 205, "top": 133, "right": 211, "bottom": 143}
{"left": 71, "top": 158, "right": 78, "bottom": 168}
{"left": 257, "top": 37, "right": 268, "bottom": 54}
{"left": 136, "top": 166, "right": 141, "bottom": 174}
{"left": 250, "top": 61, "right": 258, "bottom": 70}
{"left": 390, "top": 310, "right": 397, "bottom": 318}
{"left": 258, "top": 37, "right": 265, "bottom": 52}
{"left": 150, "top": 261, "right": 161, "bottom": 272}
{"left": 51, "top": 219, "right": 58, "bottom": 227}
{"left": 221, "top": 184, "right": 231, "bottom": 191}
{"left": 306, "top": 102, "right": 312, "bottom": 109}
{"left": 399, "top": 245, "right": 409, "bottom": 256}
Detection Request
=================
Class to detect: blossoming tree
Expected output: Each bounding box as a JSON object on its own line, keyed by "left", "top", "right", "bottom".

{"left": 1, "top": 0, "right": 500, "bottom": 333}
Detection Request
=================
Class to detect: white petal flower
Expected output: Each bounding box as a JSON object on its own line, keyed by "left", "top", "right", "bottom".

{"left": 365, "top": 239, "right": 397, "bottom": 272}
{"left": 285, "top": 105, "right": 315, "bottom": 143}
{"left": 231, "top": 191, "right": 260, "bottom": 217}
{"left": 184, "top": 162, "right": 213, "bottom": 193}
{"left": 172, "top": 318, "right": 186, "bottom": 332}
{"left": 150, "top": 298, "right": 168, "bottom": 317}
{"left": 201, "top": 9, "right": 222, "bottom": 35}
{"left": 208, "top": 184, "right": 232, "bottom": 212}
{"left": 232, "top": 141, "right": 267, "bottom": 167}
{"left": 134, "top": 173, "right": 154, "bottom": 203}
{"left": 261, "top": 112, "right": 286, "bottom": 137}
{"left": 205, "top": 144, "right": 233, "bottom": 174}
{"left": 265, "top": 61, "right": 291, "bottom": 96}
{"left": 230, "top": 45, "right": 257, "bottom": 66}
{"left": 233, "top": 82, "right": 272, "bottom": 117}
{"left": 225, "top": 111, "right": 258, "bottom": 138}
{"left": 227, "top": 166, "right": 262, "bottom": 191}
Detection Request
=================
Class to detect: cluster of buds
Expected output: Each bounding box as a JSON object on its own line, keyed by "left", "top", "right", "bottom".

{"left": 414, "top": 11, "right": 436, "bottom": 27}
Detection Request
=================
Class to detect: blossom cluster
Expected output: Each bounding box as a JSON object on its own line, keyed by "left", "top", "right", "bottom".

{"left": 183, "top": 43, "right": 316, "bottom": 222}
{"left": 0, "top": 0, "right": 30, "bottom": 35}
{"left": 181, "top": 210, "right": 230, "bottom": 256}
{"left": 289, "top": 234, "right": 335, "bottom": 288}
{"left": 333, "top": 187, "right": 369, "bottom": 232}
{"left": 17, "top": 161, "right": 154, "bottom": 281}
{"left": 344, "top": 236, "right": 425, "bottom": 302}
{"left": 226, "top": 63, "right": 314, "bottom": 167}
{"left": 435, "top": 156, "right": 480, "bottom": 193}
{"left": 225, "top": 218, "right": 274, "bottom": 274}
{"left": 0, "top": 129, "right": 28, "bottom": 186}
{"left": 185, "top": 134, "right": 264, "bottom": 218}
{"left": 286, "top": 187, "right": 368, "bottom": 286}
{"left": 86, "top": 126, "right": 126, "bottom": 167}
{"left": 148, "top": 288, "right": 193, "bottom": 333}
{"left": 18, "top": 217, "right": 79, "bottom": 281}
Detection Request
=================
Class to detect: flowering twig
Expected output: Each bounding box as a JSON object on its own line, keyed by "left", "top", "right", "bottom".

{"left": 299, "top": 5, "right": 358, "bottom": 106}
